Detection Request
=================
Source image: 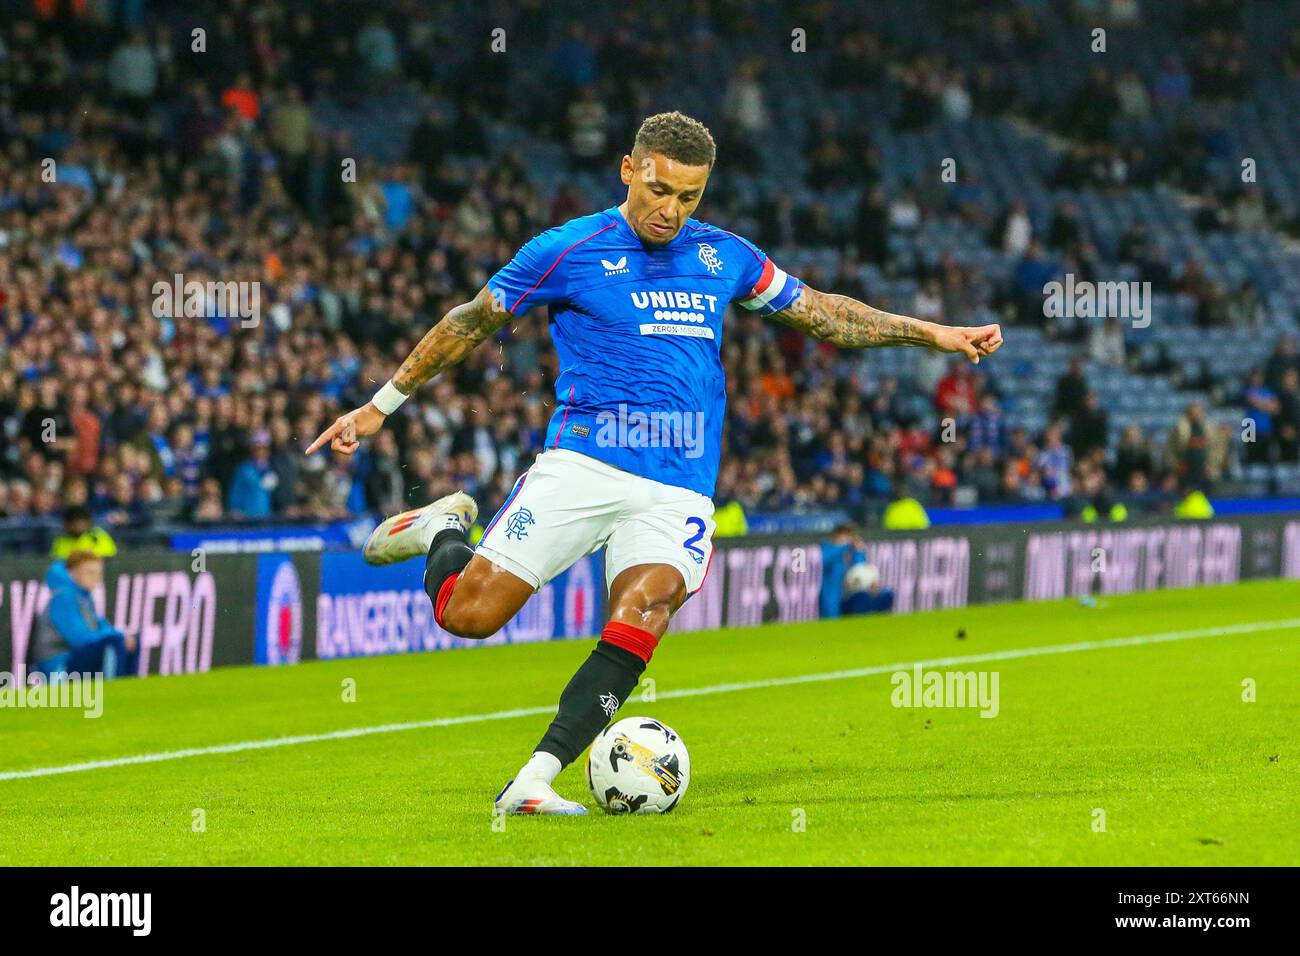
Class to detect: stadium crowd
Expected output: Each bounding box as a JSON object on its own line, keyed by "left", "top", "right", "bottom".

{"left": 2, "top": 0, "right": 1299, "bottom": 545}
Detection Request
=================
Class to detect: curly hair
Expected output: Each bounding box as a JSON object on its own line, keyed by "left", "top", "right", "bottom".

{"left": 632, "top": 111, "right": 716, "bottom": 168}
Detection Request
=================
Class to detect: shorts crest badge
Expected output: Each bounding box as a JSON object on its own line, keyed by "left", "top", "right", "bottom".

{"left": 505, "top": 507, "right": 536, "bottom": 541}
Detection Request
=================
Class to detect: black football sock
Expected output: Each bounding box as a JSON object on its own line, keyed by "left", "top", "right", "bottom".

{"left": 534, "top": 641, "right": 647, "bottom": 768}
{"left": 423, "top": 527, "right": 474, "bottom": 609}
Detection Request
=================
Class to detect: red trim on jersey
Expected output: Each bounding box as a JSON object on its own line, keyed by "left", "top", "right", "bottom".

{"left": 747, "top": 257, "right": 776, "bottom": 299}
{"left": 509, "top": 222, "right": 617, "bottom": 314}
{"left": 600, "top": 620, "right": 660, "bottom": 663}
{"left": 708, "top": 227, "right": 774, "bottom": 303}
{"left": 434, "top": 572, "right": 460, "bottom": 628}
{"left": 554, "top": 384, "right": 575, "bottom": 448}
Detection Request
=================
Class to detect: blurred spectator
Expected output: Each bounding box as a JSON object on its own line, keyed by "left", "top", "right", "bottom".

{"left": 1112, "top": 425, "right": 1154, "bottom": 489}
{"left": 993, "top": 199, "right": 1033, "bottom": 255}
{"left": 566, "top": 86, "right": 609, "bottom": 172}
{"left": 1035, "top": 424, "right": 1074, "bottom": 500}
{"left": 1242, "top": 368, "right": 1279, "bottom": 464}
{"left": 1012, "top": 242, "right": 1059, "bottom": 321}
{"left": 106, "top": 30, "right": 157, "bottom": 104}
{"left": 819, "top": 523, "right": 863, "bottom": 618}
{"left": 882, "top": 487, "right": 930, "bottom": 530}
{"left": 29, "top": 552, "right": 136, "bottom": 680}
{"left": 1088, "top": 317, "right": 1126, "bottom": 368}
{"left": 50, "top": 506, "right": 118, "bottom": 559}
{"left": 1276, "top": 368, "right": 1300, "bottom": 462}
{"left": 228, "top": 431, "right": 276, "bottom": 518}
{"left": 221, "top": 71, "right": 261, "bottom": 121}
{"left": 888, "top": 188, "right": 922, "bottom": 232}
{"left": 942, "top": 69, "right": 972, "bottom": 121}
{"left": 724, "top": 59, "right": 771, "bottom": 136}
{"left": 1068, "top": 393, "right": 1109, "bottom": 460}
{"left": 1167, "top": 402, "right": 1211, "bottom": 486}
{"left": 1047, "top": 201, "right": 1083, "bottom": 251}
{"left": 357, "top": 14, "right": 400, "bottom": 80}
{"left": 713, "top": 497, "right": 748, "bottom": 537}
{"left": 1053, "top": 359, "right": 1090, "bottom": 419}
{"left": 365, "top": 431, "right": 407, "bottom": 515}
{"left": 934, "top": 360, "right": 978, "bottom": 419}
{"left": 1264, "top": 337, "right": 1299, "bottom": 394}
{"left": 1115, "top": 68, "right": 1150, "bottom": 118}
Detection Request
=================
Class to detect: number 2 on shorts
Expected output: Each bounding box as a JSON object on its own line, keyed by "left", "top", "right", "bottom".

{"left": 683, "top": 516, "right": 707, "bottom": 565}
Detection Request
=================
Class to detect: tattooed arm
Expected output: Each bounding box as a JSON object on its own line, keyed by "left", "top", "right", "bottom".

{"left": 306, "top": 286, "right": 508, "bottom": 455}
{"left": 772, "top": 286, "right": 1003, "bottom": 362}
{"left": 392, "top": 286, "right": 507, "bottom": 392}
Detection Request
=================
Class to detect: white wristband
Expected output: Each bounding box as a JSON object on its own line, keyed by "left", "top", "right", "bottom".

{"left": 371, "top": 380, "right": 408, "bottom": 416}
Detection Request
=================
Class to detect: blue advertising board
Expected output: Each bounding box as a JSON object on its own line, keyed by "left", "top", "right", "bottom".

{"left": 254, "top": 553, "right": 306, "bottom": 666}
{"left": 312, "top": 551, "right": 605, "bottom": 659}
{"left": 172, "top": 518, "right": 374, "bottom": 554}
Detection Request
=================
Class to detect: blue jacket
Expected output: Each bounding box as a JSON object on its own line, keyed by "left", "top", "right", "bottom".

{"left": 228, "top": 460, "right": 274, "bottom": 517}
{"left": 30, "top": 562, "right": 122, "bottom": 665}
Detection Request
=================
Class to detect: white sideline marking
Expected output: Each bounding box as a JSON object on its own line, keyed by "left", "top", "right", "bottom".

{"left": 2, "top": 617, "right": 1295, "bottom": 783}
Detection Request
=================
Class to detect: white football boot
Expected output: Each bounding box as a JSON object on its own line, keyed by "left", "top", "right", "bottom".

{"left": 362, "top": 491, "right": 478, "bottom": 566}
{"left": 493, "top": 778, "right": 588, "bottom": 816}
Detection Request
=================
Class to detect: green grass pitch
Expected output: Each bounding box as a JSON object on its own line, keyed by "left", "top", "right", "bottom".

{"left": 1, "top": 579, "right": 1295, "bottom": 866}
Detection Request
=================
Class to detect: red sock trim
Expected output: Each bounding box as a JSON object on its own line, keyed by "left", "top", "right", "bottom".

{"left": 600, "top": 621, "right": 659, "bottom": 663}
{"left": 434, "top": 572, "right": 460, "bottom": 628}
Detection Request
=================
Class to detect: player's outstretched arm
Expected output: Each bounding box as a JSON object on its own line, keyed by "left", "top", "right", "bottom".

{"left": 771, "top": 286, "right": 1003, "bottom": 363}
{"left": 306, "top": 286, "right": 509, "bottom": 455}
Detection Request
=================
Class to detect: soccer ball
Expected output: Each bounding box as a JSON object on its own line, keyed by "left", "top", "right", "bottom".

{"left": 586, "top": 716, "right": 690, "bottom": 814}
{"left": 843, "top": 561, "right": 880, "bottom": 595}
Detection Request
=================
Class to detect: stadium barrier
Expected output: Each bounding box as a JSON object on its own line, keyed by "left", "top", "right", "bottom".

{"left": 2, "top": 513, "right": 1298, "bottom": 678}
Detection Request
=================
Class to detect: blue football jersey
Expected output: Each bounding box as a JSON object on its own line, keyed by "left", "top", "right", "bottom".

{"left": 487, "top": 206, "right": 804, "bottom": 497}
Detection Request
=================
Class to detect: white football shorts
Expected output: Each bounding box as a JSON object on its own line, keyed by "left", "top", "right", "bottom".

{"left": 475, "top": 448, "right": 716, "bottom": 594}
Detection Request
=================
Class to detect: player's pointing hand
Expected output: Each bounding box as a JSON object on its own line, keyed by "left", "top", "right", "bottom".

{"left": 305, "top": 402, "right": 387, "bottom": 456}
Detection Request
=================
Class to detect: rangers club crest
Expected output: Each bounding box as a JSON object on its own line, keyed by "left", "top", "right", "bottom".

{"left": 697, "top": 242, "right": 724, "bottom": 274}
{"left": 265, "top": 560, "right": 302, "bottom": 666}
{"left": 505, "top": 507, "right": 536, "bottom": 541}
